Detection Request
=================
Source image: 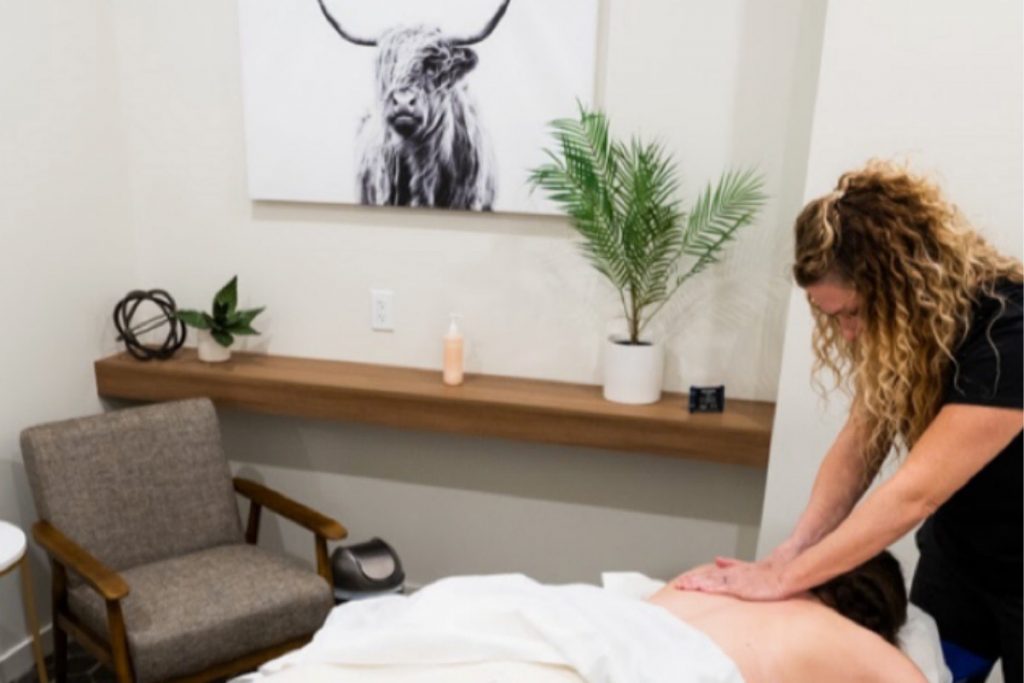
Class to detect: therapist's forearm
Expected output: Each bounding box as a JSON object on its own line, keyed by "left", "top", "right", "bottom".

{"left": 783, "top": 415, "right": 878, "bottom": 553}
{"left": 784, "top": 404, "right": 1023, "bottom": 592}
{"left": 781, "top": 477, "right": 931, "bottom": 593}
{"left": 788, "top": 463, "right": 863, "bottom": 551}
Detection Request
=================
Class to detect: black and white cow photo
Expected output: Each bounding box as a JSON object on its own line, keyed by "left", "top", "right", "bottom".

{"left": 239, "top": 0, "right": 599, "bottom": 214}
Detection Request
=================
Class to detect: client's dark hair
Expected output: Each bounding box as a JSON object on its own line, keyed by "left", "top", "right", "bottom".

{"left": 810, "top": 550, "right": 908, "bottom": 644}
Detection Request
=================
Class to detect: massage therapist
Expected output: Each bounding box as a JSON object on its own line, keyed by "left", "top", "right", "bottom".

{"left": 677, "top": 161, "right": 1023, "bottom": 681}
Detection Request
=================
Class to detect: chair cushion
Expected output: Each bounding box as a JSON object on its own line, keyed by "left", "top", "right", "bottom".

{"left": 21, "top": 399, "right": 243, "bottom": 574}
{"left": 69, "top": 543, "right": 332, "bottom": 683}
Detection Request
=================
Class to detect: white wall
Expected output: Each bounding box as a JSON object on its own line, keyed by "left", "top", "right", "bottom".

{"left": 0, "top": 2, "right": 137, "bottom": 677}
{"left": 97, "top": 0, "right": 822, "bottom": 591}
{"left": 759, "top": 2, "right": 1022, "bottom": 678}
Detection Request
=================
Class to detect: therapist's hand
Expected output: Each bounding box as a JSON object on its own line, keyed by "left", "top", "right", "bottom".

{"left": 673, "top": 557, "right": 794, "bottom": 601}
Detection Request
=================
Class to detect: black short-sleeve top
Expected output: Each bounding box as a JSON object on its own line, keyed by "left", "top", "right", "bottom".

{"left": 923, "top": 278, "right": 1023, "bottom": 593}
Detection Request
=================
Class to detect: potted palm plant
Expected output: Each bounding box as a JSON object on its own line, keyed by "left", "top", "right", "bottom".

{"left": 529, "top": 105, "right": 766, "bottom": 404}
{"left": 176, "top": 276, "right": 265, "bottom": 363}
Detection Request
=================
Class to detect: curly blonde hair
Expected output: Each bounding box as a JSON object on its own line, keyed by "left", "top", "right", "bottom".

{"left": 793, "top": 160, "right": 1022, "bottom": 465}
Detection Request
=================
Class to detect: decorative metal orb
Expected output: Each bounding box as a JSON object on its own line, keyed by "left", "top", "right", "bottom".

{"left": 113, "top": 289, "right": 187, "bottom": 361}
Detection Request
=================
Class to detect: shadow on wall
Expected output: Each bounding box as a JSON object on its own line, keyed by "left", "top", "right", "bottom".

{"left": 250, "top": 199, "right": 573, "bottom": 240}
{"left": 216, "top": 407, "right": 766, "bottom": 527}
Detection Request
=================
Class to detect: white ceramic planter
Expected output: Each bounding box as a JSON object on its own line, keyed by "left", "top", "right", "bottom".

{"left": 197, "top": 330, "right": 231, "bottom": 363}
{"left": 602, "top": 336, "right": 664, "bottom": 404}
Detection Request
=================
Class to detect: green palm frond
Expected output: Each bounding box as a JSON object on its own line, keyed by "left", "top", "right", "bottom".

{"left": 530, "top": 106, "right": 766, "bottom": 343}
{"left": 679, "top": 169, "right": 765, "bottom": 282}
{"left": 636, "top": 169, "right": 765, "bottom": 334}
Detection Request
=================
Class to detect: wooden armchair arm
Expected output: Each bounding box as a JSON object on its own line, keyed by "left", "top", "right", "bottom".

{"left": 234, "top": 477, "right": 347, "bottom": 582}
{"left": 32, "top": 520, "right": 129, "bottom": 602}
{"left": 233, "top": 477, "right": 347, "bottom": 541}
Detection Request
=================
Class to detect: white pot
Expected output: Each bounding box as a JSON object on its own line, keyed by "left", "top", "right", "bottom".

{"left": 602, "top": 335, "right": 664, "bottom": 404}
{"left": 197, "top": 330, "right": 232, "bottom": 363}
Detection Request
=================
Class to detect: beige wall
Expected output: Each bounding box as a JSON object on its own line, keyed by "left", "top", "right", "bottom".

{"left": 0, "top": 1, "right": 137, "bottom": 676}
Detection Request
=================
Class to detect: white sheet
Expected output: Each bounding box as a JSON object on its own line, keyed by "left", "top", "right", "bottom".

{"left": 238, "top": 574, "right": 744, "bottom": 683}
{"left": 901, "top": 605, "right": 953, "bottom": 683}
{"left": 242, "top": 661, "right": 584, "bottom": 683}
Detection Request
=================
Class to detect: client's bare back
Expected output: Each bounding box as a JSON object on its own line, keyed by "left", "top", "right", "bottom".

{"left": 648, "top": 586, "right": 928, "bottom": 683}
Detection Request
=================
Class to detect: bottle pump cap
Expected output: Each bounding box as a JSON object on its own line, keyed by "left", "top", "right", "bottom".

{"left": 447, "top": 313, "right": 463, "bottom": 338}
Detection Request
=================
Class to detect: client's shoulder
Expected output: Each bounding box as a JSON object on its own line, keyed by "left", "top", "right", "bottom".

{"left": 781, "top": 598, "right": 928, "bottom": 682}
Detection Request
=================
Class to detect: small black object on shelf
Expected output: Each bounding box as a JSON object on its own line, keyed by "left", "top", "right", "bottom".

{"left": 113, "top": 289, "right": 187, "bottom": 361}
{"left": 331, "top": 537, "right": 405, "bottom": 603}
{"left": 689, "top": 385, "right": 725, "bottom": 413}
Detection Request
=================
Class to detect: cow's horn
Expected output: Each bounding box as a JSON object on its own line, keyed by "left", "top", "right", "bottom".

{"left": 450, "top": 0, "right": 511, "bottom": 46}
{"left": 316, "top": 0, "right": 378, "bottom": 46}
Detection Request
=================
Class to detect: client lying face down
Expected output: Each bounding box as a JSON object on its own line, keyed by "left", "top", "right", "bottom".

{"left": 244, "top": 553, "right": 927, "bottom": 683}
{"left": 650, "top": 551, "right": 927, "bottom": 683}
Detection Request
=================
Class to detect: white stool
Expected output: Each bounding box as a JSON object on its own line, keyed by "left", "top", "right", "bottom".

{"left": 0, "top": 521, "right": 47, "bottom": 683}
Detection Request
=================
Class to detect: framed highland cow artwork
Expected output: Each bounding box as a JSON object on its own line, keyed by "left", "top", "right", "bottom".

{"left": 239, "top": 0, "right": 600, "bottom": 214}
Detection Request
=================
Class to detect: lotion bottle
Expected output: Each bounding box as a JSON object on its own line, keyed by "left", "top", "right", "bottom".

{"left": 443, "top": 314, "right": 464, "bottom": 386}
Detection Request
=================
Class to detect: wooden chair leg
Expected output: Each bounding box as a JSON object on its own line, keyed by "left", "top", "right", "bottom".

{"left": 52, "top": 622, "right": 67, "bottom": 683}
{"left": 315, "top": 535, "right": 331, "bottom": 583}
{"left": 18, "top": 556, "right": 48, "bottom": 683}
{"left": 245, "top": 501, "right": 262, "bottom": 545}
{"left": 51, "top": 563, "right": 68, "bottom": 683}
{"left": 106, "top": 600, "right": 135, "bottom": 683}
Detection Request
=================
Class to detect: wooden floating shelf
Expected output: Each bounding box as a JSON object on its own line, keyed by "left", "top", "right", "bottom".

{"left": 94, "top": 350, "right": 775, "bottom": 468}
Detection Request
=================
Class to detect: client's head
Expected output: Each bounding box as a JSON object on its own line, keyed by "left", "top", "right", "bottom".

{"left": 810, "top": 550, "right": 907, "bottom": 644}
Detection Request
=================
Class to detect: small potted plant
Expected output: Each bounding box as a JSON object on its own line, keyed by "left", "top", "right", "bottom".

{"left": 530, "top": 105, "right": 766, "bottom": 404}
{"left": 176, "top": 276, "right": 265, "bottom": 363}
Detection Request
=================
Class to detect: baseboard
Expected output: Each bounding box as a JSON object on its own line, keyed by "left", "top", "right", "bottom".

{"left": 0, "top": 626, "right": 51, "bottom": 683}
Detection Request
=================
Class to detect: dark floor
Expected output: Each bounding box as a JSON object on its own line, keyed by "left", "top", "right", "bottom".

{"left": 13, "top": 642, "right": 114, "bottom": 683}
{"left": 12, "top": 642, "right": 242, "bottom": 683}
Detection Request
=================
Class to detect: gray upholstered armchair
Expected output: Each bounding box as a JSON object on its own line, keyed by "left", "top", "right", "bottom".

{"left": 20, "top": 398, "right": 347, "bottom": 683}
